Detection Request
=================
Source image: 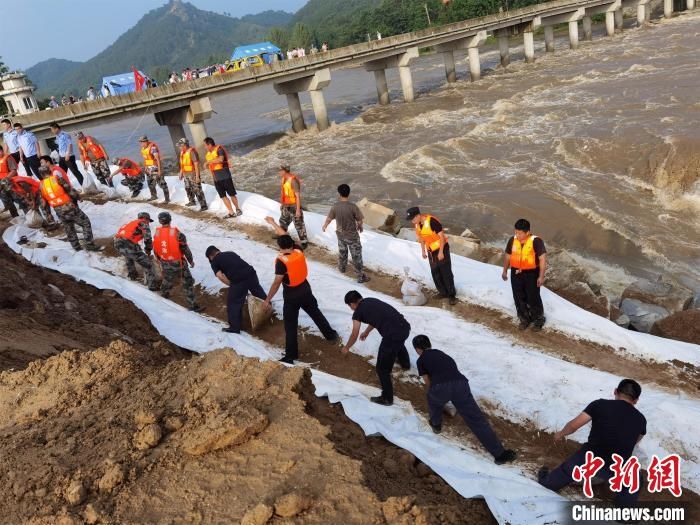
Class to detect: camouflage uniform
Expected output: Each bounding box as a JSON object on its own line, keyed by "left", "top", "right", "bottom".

{"left": 279, "top": 205, "right": 308, "bottom": 245}
{"left": 91, "top": 158, "right": 113, "bottom": 187}
{"left": 0, "top": 179, "right": 18, "bottom": 217}
{"left": 145, "top": 166, "right": 170, "bottom": 202}
{"left": 337, "top": 231, "right": 364, "bottom": 278}
{"left": 113, "top": 222, "right": 157, "bottom": 289}
{"left": 183, "top": 175, "right": 207, "bottom": 209}
{"left": 120, "top": 173, "right": 145, "bottom": 195}
{"left": 157, "top": 230, "right": 196, "bottom": 308}
{"left": 10, "top": 179, "right": 55, "bottom": 225}
{"left": 42, "top": 176, "right": 96, "bottom": 250}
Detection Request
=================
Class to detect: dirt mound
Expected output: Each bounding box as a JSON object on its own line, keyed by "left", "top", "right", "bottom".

{"left": 651, "top": 310, "right": 700, "bottom": 345}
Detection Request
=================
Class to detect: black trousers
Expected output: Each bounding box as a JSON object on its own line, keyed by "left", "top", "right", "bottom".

{"left": 427, "top": 379, "right": 505, "bottom": 458}
{"left": 227, "top": 272, "right": 266, "bottom": 332}
{"left": 510, "top": 268, "right": 544, "bottom": 324}
{"left": 376, "top": 329, "right": 411, "bottom": 403}
{"left": 59, "top": 155, "right": 84, "bottom": 185}
{"left": 23, "top": 154, "right": 41, "bottom": 178}
{"left": 283, "top": 286, "right": 336, "bottom": 360}
{"left": 428, "top": 243, "right": 456, "bottom": 298}
{"left": 10, "top": 152, "right": 21, "bottom": 164}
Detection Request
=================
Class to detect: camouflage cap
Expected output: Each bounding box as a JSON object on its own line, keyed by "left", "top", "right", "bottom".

{"left": 158, "top": 211, "right": 172, "bottom": 224}
{"left": 138, "top": 135, "right": 149, "bottom": 142}
{"left": 138, "top": 212, "right": 153, "bottom": 223}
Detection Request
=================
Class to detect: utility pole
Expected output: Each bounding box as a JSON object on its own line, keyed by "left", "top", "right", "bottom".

{"left": 424, "top": 3, "right": 432, "bottom": 25}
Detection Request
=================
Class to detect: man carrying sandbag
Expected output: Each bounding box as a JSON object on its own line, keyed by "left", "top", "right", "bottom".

{"left": 205, "top": 245, "right": 267, "bottom": 334}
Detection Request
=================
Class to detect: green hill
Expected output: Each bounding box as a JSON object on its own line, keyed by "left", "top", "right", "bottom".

{"left": 25, "top": 59, "right": 83, "bottom": 96}
{"left": 30, "top": 0, "right": 292, "bottom": 98}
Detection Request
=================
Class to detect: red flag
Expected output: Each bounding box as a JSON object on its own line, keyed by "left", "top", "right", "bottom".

{"left": 132, "top": 67, "right": 146, "bottom": 92}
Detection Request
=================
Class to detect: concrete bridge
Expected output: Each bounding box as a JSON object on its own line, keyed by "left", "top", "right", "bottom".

{"left": 13, "top": 0, "right": 695, "bottom": 155}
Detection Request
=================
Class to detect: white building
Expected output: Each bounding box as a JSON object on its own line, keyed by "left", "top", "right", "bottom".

{"left": 1, "top": 72, "right": 39, "bottom": 116}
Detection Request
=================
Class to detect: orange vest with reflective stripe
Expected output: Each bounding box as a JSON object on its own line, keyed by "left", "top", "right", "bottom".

{"left": 141, "top": 142, "right": 160, "bottom": 166}
{"left": 40, "top": 175, "right": 72, "bottom": 207}
{"left": 51, "top": 165, "right": 72, "bottom": 185}
{"left": 510, "top": 235, "right": 539, "bottom": 270}
{"left": 11, "top": 175, "right": 40, "bottom": 196}
{"left": 115, "top": 219, "right": 146, "bottom": 244}
{"left": 280, "top": 174, "right": 299, "bottom": 205}
{"left": 78, "top": 137, "right": 106, "bottom": 160}
{"left": 0, "top": 154, "right": 14, "bottom": 179}
{"left": 154, "top": 226, "right": 183, "bottom": 262}
{"left": 416, "top": 215, "right": 447, "bottom": 252}
{"left": 180, "top": 147, "right": 197, "bottom": 173}
{"left": 205, "top": 145, "right": 229, "bottom": 171}
{"left": 119, "top": 158, "right": 141, "bottom": 177}
{"left": 276, "top": 249, "right": 308, "bottom": 287}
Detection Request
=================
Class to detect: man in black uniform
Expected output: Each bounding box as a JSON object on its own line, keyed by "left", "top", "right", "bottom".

{"left": 206, "top": 245, "right": 266, "bottom": 334}
{"left": 413, "top": 335, "right": 516, "bottom": 464}
{"left": 538, "top": 378, "right": 647, "bottom": 505}
{"left": 263, "top": 217, "right": 339, "bottom": 364}
{"left": 342, "top": 291, "right": 411, "bottom": 406}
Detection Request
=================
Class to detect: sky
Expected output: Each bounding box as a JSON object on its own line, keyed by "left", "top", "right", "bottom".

{"left": 3, "top": 0, "right": 307, "bottom": 70}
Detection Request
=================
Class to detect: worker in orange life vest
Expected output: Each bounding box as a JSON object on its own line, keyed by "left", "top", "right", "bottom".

{"left": 270, "top": 164, "right": 308, "bottom": 248}
{"left": 76, "top": 131, "right": 113, "bottom": 187}
{"left": 111, "top": 157, "right": 146, "bottom": 198}
{"left": 263, "top": 216, "right": 339, "bottom": 364}
{"left": 153, "top": 211, "right": 203, "bottom": 312}
{"left": 114, "top": 212, "right": 158, "bottom": 290}
{"left": 138, "top": 135, "right": 169, "bottom": 203}
{"left": 406, "top": 206, "right": 457, "bottom": 305}
{"left": 38, "top": 166, "right": 100, "bottom": 252}
{"left": 177, "top": 138, "right": 207, "bottom": 211}
{"left": 9, "top": 175, "right": 56, "bottom": 227}
{"left": 39, "top": 155, "right": 73, "bottom": 186}
{"left": 501, "top": 218, "right": 547, "bottom": 331}
{"left": 0, "top": 149, "right": 19, "bottom": 217}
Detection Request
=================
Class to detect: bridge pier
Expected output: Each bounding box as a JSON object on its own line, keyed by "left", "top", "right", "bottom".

{"left": 544, "top": 26, "right": 555, "bottom": 52}
{"left": 274, "top": 68, "right": 331, "bottom": 132}
{"left": 373, "top": 69, "right": 390, "bottom": 105}
{"left": 523, "top": 30, "right": 535, "bottom": 63}
{"left": 187, "top": 121, "right": 209, "bottom": 155}
{"left": 154, "top": 97, "right": 212, "bottom": 158}
{"left": 496, "top": 31, "right": 510, "bottom": 67}
{"left": 569, "top": 21, "right": 580, "bottom": 49}
{"left": 582, "top": 16, "right": 593, "bottom": 41}
{"left": 664, "top": 0, "right": 673, "bottom": 17}
{"left": 435, "top": 32, "right": 486, "bottom": 83}
{"left": 637, "top": 2, "right": 648, "bottom": 25}
{"left": 537, "top": 8, "right": 584, "bottom": 52}
{"left": 442, "top": 50, "right": 457, "bottom": 83}
{"left": 605, "top": 12, "right": 615, "bottom": 35}
{"left": 365, "top": 48, "right": 419, "bottom": 104}
{"left": 167, "top": 124, "right": 187, "bottom": 152}
{"left": 468, "top": 45, "right": 481, "bottom": 81}
{"left": 615, "top": 8, "right": 624, "bottom": 30}
{"left": 688, "top": 0, "right": 695, "bottom": 10}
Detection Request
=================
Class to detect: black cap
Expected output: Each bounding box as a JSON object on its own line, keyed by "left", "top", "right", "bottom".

{"left": 405, "top": 207, "right": 420, "bottom": 220}
{"left": 158, "top": 211, "right": 171, "bottom": 224}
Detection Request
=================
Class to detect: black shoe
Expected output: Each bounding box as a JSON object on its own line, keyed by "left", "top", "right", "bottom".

{"left": 164, "top": 197, "right": 170, "bottom": 204}
{"left": 128, "top": 273, "right": 139, "bottom": 281}
{"left": 185, "top": 201, "right": 196, "bottom": 207}
{"left": 73, "top": 246, "right": 83, "bottom": 252}
{"left": 279, "top": 356, "right": 295, "bottom": 365}
{"left": 300, "top": 242, "right": 309, "bottom": 250}
{"left": 370, "top": 396, "right": 392, "bottom": 406}
{"left": 325, "top": 331, "right": 340, "bottom": 343}
{"left": 448, "top": 296, "right": 457, "bottom": 306}
{"left": 518, "top": 319, "right": 531, "bottom": 330}
{"left": 222, "top": 327, "right": 240, "bottom": 334}
{"left": 147, "top": 195, "right": 157, "bottom": 202}
{"left": 85, "top": 244, "right": 102, "bottom": 252}
{"left": 537, "top": 466, "right": 550, "bottom": 485}
{"left": 358, "top": 274, "right": 371, "bottom": 284}
{"left": 225, "top": 213, "right": 235, "bottom": 219}
{"left": 235, "top": 209, "right": 243, "bottom": 216}
{"left": 189, "top": 304, "right": 204, "bottom": 313}
{"left": 399, "top": 362, "right": 411, "bottom": 371}
{"left": 429, "top": 420, "right": 442, "bottom": 434}
{"left": 199, "top": 206, "right": 208, "bottom": 212}
{"left": 148, "top": 286, "right": 159, "bottom": 291}
{"left": 131, "top": 190, "right": 140, "bottom": 198}
{"left": 532, "top": 319, "right": 545, "bottom": 332}
{"left": 495, "top": 449, "right": 517, "bottom": 465}
{"left": 161, "top": 291, "right": 170, "bottom": 299}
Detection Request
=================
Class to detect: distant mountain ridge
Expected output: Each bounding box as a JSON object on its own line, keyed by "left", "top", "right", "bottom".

{"left": 28, "top": 0, "right": 292, "bottom": 98}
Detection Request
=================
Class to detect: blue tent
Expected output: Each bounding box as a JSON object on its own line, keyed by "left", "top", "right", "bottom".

{"left": 101, "top": 71, "right": 146, "bottom": 96}
{"left": 230, "top": 42, "right": 282, "bottom": 64}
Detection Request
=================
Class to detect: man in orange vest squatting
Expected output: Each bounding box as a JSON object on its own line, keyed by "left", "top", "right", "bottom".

{"left": 271, "top": 164, "right": 308, "bottom": 249}
{"left": 178, "top": 138, "right": 207, "bottom": 211}
{"left": 111, "top": 157, "right": 146, "bottom": 198}
{"left": 77, "top": 131, "right": 113, "bottom": 187}
{"left": 406, "top": 207, "right": 457, "bottom": 305}
{"left": 153, "top": 211, "right": 203, "bottom": 312}
{"left": 138, "top": 135, "right": 169, "bottom": 203}
{"left": 501, "top": 218, "right": 547, "bottom": 331}
{"left": 263, "top": 216, "right": 339, "bottom": 364}
{"left": 0, "top": 147, "right": 19, "bottom": 217}
{"left": 9, "top": 174, "right": 56, "bottom": 228}
{"left": 114, "top": 212, "right": 158, "bottom": 290}
{"left": 204, "top": 137, "right": 241, "bottom": 218}
{"left": 38, "top": 166, "right": 100, "bottom": 252}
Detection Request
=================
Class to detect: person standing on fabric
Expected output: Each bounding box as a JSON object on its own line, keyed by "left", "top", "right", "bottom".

{"left": 153, "top": 211, "right": 203, "bottom": 312}
{"left": 178, "top": 138, "right": 207, "bottom": 211}
{"left": 77, "top": 132, "right": 112, "bottom": 187}
{"left": 501, "top": 218, "right": 547, "bottom": 331}
{"left": 272, "top": 164, "right": 308, "bottom": 249}
{"left": 38, "top": 166, "right": 99, "bottom": 252}
{"left": 138, "top": 136, "right": 169, "bottom": 203}
{"left": 322, "top": 184, "right": 370, "bottom": 283}
{"left": 1, "top": 119, "right": 22, "bottom": 165}
{"left": 50, "top": 122, "right": 84, "bottom": 186}
{"left": 14, "top": 122, "right": 42, "bottom": 178}
{"left": 111, "top": 157, "right": 145, "bottom": 198}
{"left": 205, "top": 245, "right": 267, "bottom": 334}
{"left": 114, "top": 212, "right": 158, "bottom": 290}
{"left": 0, "top": 150, "right": 19, "bottom": 217}
{"left": 412, "top": 334, "right": 517, "bottom": 464}
{"left": 203, "top": 137, "right": 242, "bottom": 218}
{"left": 406, "top": 206, "right": 457, "bottom": 305}
{"left": 262, "top": 217, "right": 339, "bottom": 364}
{"left": 538, "top": 379, "right": 646, "bottom": 505}
{"left": 342, "top": 291, "right": 411, "bottom": 406}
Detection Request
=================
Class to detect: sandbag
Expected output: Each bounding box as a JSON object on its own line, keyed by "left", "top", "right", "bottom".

{"left": 401, "top": 266, "right": 427, "bottom": 306}
{"left": 247, "top": 295, "right": 272, "bottom": 332}
{"left": 24, "top": 210, "right": 44, "bottom": 229}
{"left": 81, "top": 175, "right": 99, "bottom": 195}
{"left": 402, "top": 293, "right": 427, "bottom": 307}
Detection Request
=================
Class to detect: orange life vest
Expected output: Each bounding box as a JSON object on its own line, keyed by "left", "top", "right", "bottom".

{"left": 276, "top": 249, "right": 308, "bottom": 287}
{"left": 154, "top": 226, "right": 183, "bottom": 263}
{"left": 78, "top": 137, "right": 106, "bottom": 161}
{"left": 119, "top": 158, "right": 141, "bottom": 177}
{"left": 205, "top": 145, "right": 229, "bottom": 172}
{"left": 180, "top": 147, "right": 197, "bottom": 173}
{"left": 280, "top": 174, "right": 299, "bottom": 205}
{"left": 416, "top": 214, "right": 447, "bottom": 252}
{"left": 510, "top": 235, "right": 539, "bottom": 270}
{"left": 51, "top": 165, "right": 72, "bottom": 185}
{"left": 141, "top": 142, "right": 160, "bottom": 167}
{"left": 0, "top": 154, "right": 15, "bottom": 179}
{"left": 11, "top": 176, "right": 40, "bottom": 196}
{"left": 40, "top": 175, "right": 72, "bottom": 207}
{"left": 115, "top": 219, "right": 146, "bottom": 244}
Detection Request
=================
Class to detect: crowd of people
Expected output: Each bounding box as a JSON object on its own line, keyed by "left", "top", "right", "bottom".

{"left": 0, "top": 116, "right": 650, "bottom": 506}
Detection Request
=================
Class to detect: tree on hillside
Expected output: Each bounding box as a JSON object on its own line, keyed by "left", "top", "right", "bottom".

{"left": 268, "top": 27, "right": 290, "bottom": 50}
{"left": 0, "top": 56, "right": 8, "bottom": 75}
{"left": 290, "top": 23, "right": 313, "bottom": 49}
